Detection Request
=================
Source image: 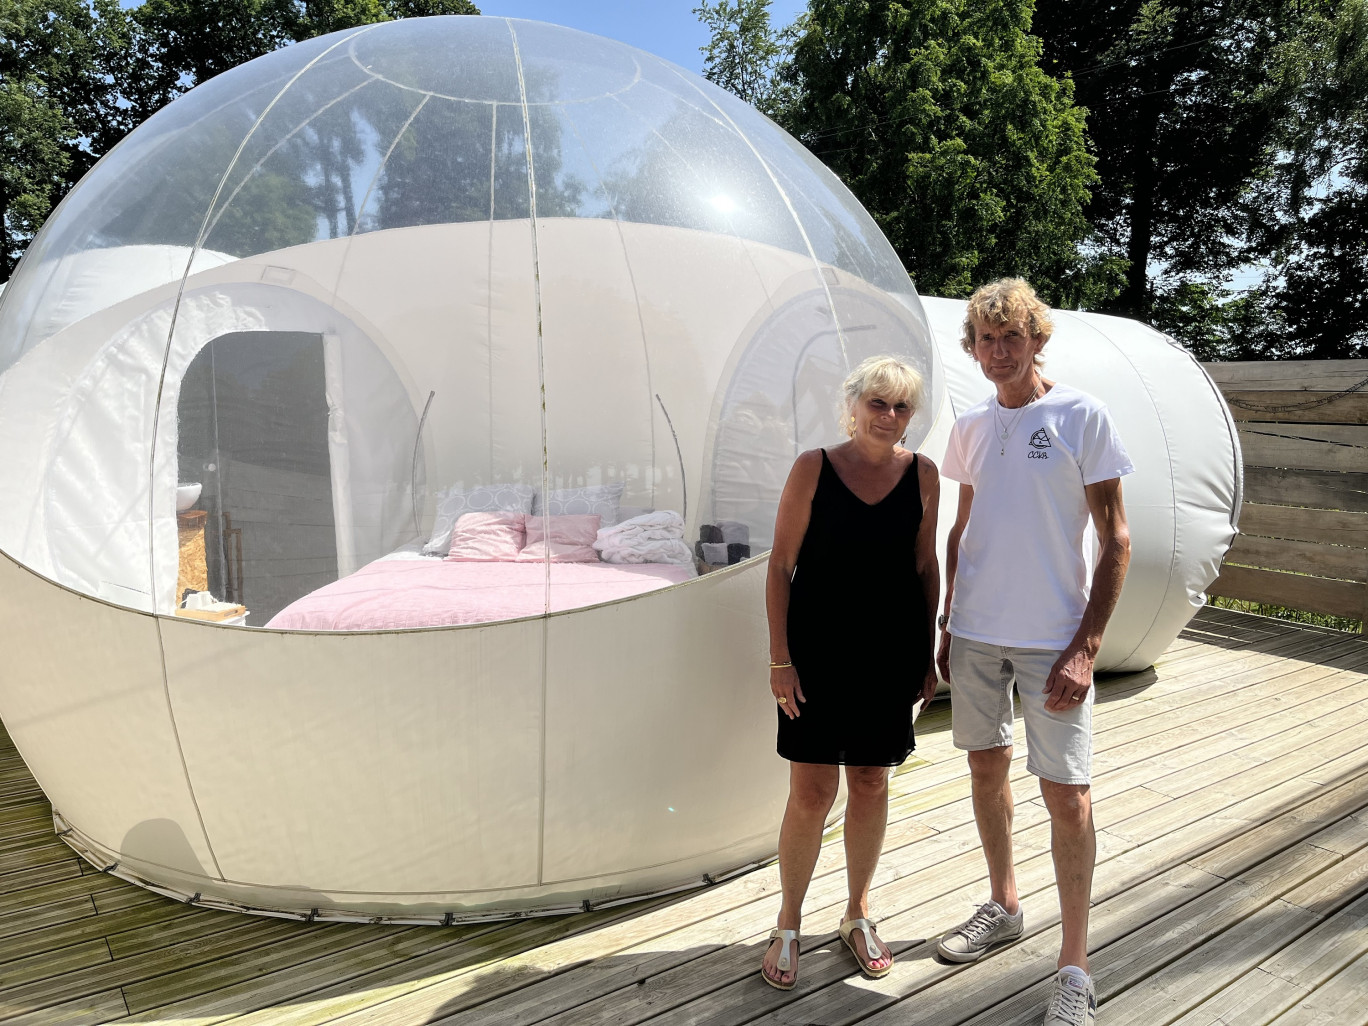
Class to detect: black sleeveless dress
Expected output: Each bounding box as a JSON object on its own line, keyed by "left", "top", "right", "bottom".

{"left": 778, "top": 449, "right": 929, "bottom": 766}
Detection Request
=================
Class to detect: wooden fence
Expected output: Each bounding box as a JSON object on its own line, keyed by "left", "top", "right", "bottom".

{"left": 1203, "top": 359, "right": 1368, "bottom": 631}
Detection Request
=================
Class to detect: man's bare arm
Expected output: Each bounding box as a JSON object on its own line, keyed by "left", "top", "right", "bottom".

{"left": 1043, "top": 477, "right": 1131, "bottom": 711}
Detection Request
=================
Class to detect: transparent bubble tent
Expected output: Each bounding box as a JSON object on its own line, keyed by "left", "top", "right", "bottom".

{"left": 0, "top": 17, "right": 1239, "bottom": 922}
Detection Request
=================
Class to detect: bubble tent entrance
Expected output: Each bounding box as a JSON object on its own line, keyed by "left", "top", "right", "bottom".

{"left": 0, "top": 17, "right": 1239, "bottom": 921}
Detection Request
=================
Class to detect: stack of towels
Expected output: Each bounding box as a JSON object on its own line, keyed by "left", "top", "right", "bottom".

{"left": 696, "top": 521, "right": 751, "bottom": 567}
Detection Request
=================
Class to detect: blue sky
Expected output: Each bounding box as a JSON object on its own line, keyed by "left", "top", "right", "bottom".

{"left": 477, "top": 1, "right": 809, "bottom": 74}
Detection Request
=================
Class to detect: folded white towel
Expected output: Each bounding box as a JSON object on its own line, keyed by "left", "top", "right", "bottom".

{"left": 594, "top": 511, "right": 693, "bottom": 565}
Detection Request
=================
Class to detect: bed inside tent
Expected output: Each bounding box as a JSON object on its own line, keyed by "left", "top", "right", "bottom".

{"left": 0, "top": 216, "right": 934, "bottom": 632}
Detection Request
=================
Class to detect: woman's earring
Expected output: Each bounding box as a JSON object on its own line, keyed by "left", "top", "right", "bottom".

{"left": 899, "top": 435, "right": 907, "bottom": 445}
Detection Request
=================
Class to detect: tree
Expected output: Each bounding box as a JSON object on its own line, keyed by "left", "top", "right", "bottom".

{"left": 0, "top": 0, "right": 132, "bottom": 277}
{"left": 694, "top": 0, "right": 787, "bottom": 114}
{"left": 122, "top": 0, "right": 480, "bottom": 123}
{"left": 0, "top": 0, "right": 481, "bottom": 277}
{"left": 1257, "top": 0, "right": 1368, "bottom": 358}
{"left": 777, "top": 0, "right": 1113, "bottom": 305}
{"left": 1033, "top": 0, "right": 1300, "bottom": 321}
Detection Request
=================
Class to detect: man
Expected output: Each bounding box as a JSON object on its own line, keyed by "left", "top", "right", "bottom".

{"left": 934, "top": 278, "right": 1133, "bottom": 1025}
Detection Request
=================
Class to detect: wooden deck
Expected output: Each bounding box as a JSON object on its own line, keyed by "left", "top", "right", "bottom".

{"left": 2, "top": 607, "right": 1368, "bottom": 1025}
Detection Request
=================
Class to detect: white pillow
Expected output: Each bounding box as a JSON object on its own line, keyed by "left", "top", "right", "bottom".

{"left": 532, "top": 482, "right": 624, "bottom": 521}
{"left": 422, "top": 482, "right": 535, "bottom": 556}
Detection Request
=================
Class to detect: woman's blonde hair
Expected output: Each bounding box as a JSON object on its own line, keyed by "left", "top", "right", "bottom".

{"left": 961, "top": 277, "right": 1054, "bottom": 365}
{"left": 838, "top": 355, "right": 924, "bottom": 437}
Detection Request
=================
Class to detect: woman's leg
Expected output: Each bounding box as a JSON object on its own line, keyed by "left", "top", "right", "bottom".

{"left": 763, "top": 761, "right": 840, "bottom": 986}
{"left": 842, "top": 764, "right": 893, "bottom": 969}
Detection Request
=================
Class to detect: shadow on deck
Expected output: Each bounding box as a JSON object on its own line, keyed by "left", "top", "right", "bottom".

{"left": 1, "top": 607, "right": 1366, "bottom": 1026}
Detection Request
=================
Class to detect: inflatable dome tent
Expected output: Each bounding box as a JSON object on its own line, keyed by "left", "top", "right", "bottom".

{"left": 0, "top": 16, "right": 1238, "bottom": 922}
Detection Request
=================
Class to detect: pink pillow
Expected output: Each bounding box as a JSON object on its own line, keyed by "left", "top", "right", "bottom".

{"left": 445, "top": 511, "right": 526, "bottom": 561}
{"left": 518, "top": 514, "right": 601, "bottom": 562}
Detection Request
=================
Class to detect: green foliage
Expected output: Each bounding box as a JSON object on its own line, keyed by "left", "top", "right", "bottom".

{"left": 694, "top": 0, "right": 786, "bottom": 113}
{"left": 1209, "top": 595, "right": 1363, "bottom": 634}
{"left": 0, "top": 78, "right": 71, "bottom": 262}
{"left": 775, "top": 0, "right": 1111, "bottom": 305}
{"left": 0, "top": 0, "right": 481, "bottom": 277}
{"left": 1034, "top": 0, "right": 1300, "bottom": 323}
{"left": 1253, "top": 0, "right": 1368, "bottom": 359}
{"left": 122, "top": 0, "right": 479, "bottom": 120}
{"left": 0, "top": 0, "right": 132, "bottom": 275}
{"left": 1122, "top": 0, "right": 1368, "bottom": 360}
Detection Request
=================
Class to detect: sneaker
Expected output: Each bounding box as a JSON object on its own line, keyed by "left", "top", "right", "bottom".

{"left": 935, "top": 900, "right": 1024, "bottom": 962}
{"left": 1043, "top": 966, "right": 1096, "bottom": 1025}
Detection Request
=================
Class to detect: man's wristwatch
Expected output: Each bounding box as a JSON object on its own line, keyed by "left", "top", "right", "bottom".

{"left": 937, "top": 614, "right": 949, "bottom": 630}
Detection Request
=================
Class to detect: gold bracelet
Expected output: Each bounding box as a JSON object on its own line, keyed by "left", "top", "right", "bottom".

{"left": 770, "top": 661, "right": 793, "bottom": 669}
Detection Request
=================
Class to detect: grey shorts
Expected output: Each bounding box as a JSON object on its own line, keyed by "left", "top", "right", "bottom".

{"left": 948, "top": 635, "right": 1093, "bottom": 785}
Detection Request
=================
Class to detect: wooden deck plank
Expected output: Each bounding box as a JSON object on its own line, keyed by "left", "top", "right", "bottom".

{"left": 0, "top": 988, "right": 128, "bottom": 1026}
{"left": 0, "top": 612, "right": 1363, "bottom": 1026}
{"left": 1265, "top": 947, "right": 1368, "bottom": 1025}
{"left": 0, "top": 901, "right": 206, "bottom": 967}
{"left": 905, "top": 837, "right": 1350, "bottom": 1026}
{"left": 611, "top": 748, "right": 1368, "bottom": 1026}
{"left": 0, "top": 840, "right": 78, "bottom": 878}
{"left": 383, "top": 640, "right": 1368, "bottom": 1023}
{"left": 0, "top": 920, "right": 310, "bottom": 1020}
{"left": 0, "top": 870, "right": 138, "bottom": 919}
{"left": 413, "top": 678, "right": 1368, "bottom": 1023}
{"left": 190, "top": 733, "right": 1187, "bottom": 1026}
{"left": 0, "top": 858, "right": 83, "bottom": 897}
{"left": 0, "top": 939, "right": 111, "bottom": 991}
{"left": 1102, "top": 845, "right": 1368, "bottom": 1025}
{"left": 783, "top": 767, "right": 1368, "bottom": 1026}
{"left": 414, "top": 670, "right": 1366, "bottom": 1025}
{"left": 0, "top": 897, "right": 98, "bottom": 945}
{"left": 118, "top": 905, "right": 670, "bottom": 1025}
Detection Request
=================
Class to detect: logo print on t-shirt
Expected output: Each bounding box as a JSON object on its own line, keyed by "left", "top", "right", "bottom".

{"left": 1028, "top": 429, "right": 1052, "bottom": 449}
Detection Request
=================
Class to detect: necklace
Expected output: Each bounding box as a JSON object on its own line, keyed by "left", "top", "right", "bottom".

{"left": 993, "top": 384, "right": 1041, "bottom": 455}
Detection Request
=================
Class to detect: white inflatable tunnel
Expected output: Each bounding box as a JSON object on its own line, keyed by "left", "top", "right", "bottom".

{"left": 0, "top": 17, "right": 1238, "bottom": 922}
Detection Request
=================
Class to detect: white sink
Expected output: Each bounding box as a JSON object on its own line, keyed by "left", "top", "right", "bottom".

{"left": 176, "top": 483, "right": 202, "bottom": 511}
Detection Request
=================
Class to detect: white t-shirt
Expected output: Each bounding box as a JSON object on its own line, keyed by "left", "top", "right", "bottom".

{"left": 941, "top": 383, "right": 1134, "bottom": 649}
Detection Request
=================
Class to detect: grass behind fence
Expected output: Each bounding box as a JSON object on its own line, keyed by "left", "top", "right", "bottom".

{"left": 1210, "top": 594, "right": 1363, "bottom": 634}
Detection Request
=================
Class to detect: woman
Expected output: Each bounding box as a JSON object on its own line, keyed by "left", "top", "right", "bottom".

{"left": 760, "top": 355, "right": 940, "bottom": 990}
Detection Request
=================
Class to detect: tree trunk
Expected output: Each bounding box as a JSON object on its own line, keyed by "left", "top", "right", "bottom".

{"left": 1119, "top": 103, "right": 1162, "bottom": 320}
{"left": 0, "top": 192, "right": 12, "bottom": 282}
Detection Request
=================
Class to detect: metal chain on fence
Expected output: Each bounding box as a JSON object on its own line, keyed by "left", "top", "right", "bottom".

{"left": 1223, "top": 374, "right": 1368, "bottom": 414}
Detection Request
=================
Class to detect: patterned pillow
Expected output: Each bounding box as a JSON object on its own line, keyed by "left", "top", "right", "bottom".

{"left": 532, "top": 482, "right": 624, "bottom": 521}
{"left": 422, "top": 482, "right": 535, "bottom": 556}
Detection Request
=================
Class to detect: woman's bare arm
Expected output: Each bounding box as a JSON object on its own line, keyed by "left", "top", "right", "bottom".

{"left": 936, "top": 483, "right": 974, "bottom": 683}
{"left": 766, "top": 449, "right": 822, "bottom": 718}
{"left": 915, "top": 455, "right": 942, "bottom": 702}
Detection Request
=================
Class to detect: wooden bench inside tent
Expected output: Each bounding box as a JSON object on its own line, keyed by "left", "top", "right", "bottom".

{"left": 1, "top": 607, "right": 1367, "bottom": 1024}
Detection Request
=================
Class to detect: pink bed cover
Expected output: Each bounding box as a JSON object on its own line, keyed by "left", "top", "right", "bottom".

{"left": 266, "top": 558, "right": 697, "bottom": 631}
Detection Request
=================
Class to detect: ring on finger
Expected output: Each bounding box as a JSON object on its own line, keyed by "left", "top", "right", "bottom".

{"left": 778, "top": 696, "right": 787, "bottom": 704}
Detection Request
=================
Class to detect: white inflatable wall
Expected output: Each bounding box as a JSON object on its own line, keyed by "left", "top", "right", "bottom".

{"left": 0, "top": 17, "right": 1238, "bottom": 921}
{"left": 919, "top": 298, "right": 1242, "bottom": 672}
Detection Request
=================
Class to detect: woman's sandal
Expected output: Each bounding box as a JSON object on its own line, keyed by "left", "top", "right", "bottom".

{"left": 760, "top": 928, "right": 800, "bottom": 990}
{"left": 839, "top": 917, "right": 894, "bottom": 978}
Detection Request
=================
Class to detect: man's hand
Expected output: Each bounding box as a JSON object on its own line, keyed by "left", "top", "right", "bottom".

{"left": 920, "top": 664, "right": 939, "bottom": 706}
{"left": 1044, "top": 645, "right": 1094, "bottom": 712}
{"left": 936, "top": 630, "right": 953, "bottom": 684}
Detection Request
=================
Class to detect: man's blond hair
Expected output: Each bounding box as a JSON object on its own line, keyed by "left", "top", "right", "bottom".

{"left": 961, "top": 278, "right": 1054, "bottom": 365}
